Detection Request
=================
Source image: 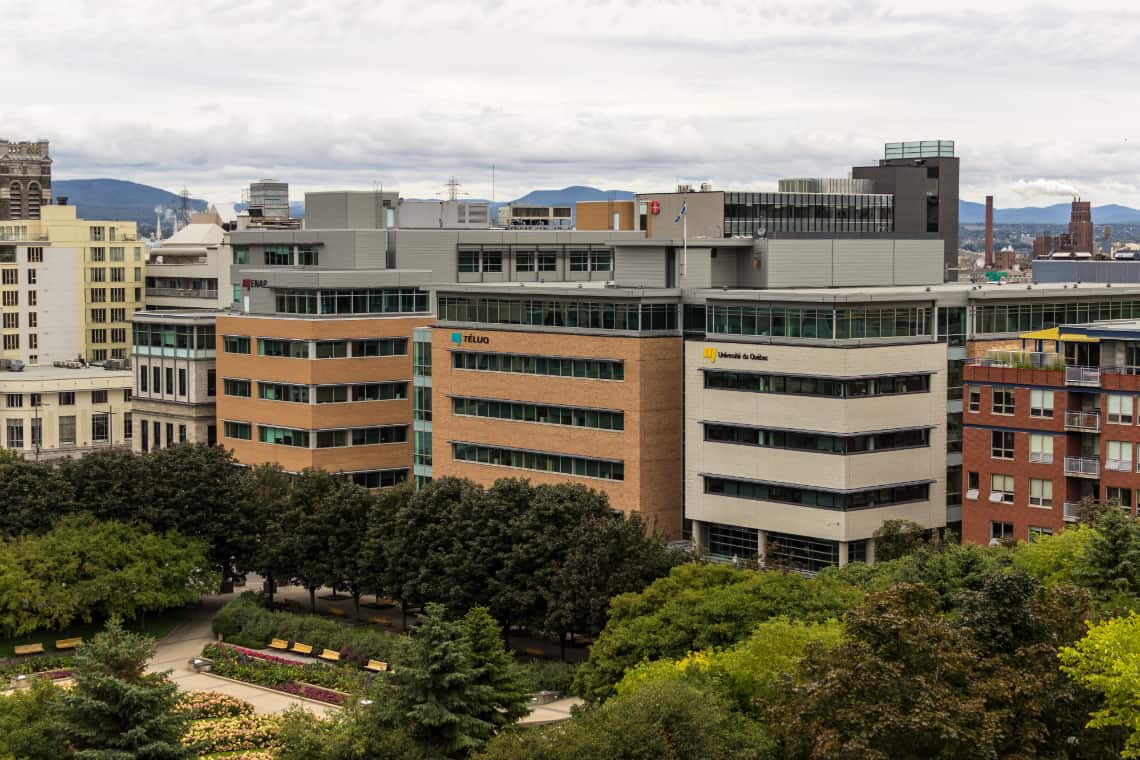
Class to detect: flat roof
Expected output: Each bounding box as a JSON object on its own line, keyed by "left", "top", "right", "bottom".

{"left": 0, "top": 364, "right": 133, "bottom": 381}
{"left": 430, "top": 281, "right": 682, "bottom": 298}
{"left": 134, "top": 309, "right": 221, "bottom": 323}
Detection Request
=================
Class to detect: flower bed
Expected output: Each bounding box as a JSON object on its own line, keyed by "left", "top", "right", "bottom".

{"left": 175, "top": 690, "right": 255, "bottom": 720}
{"left": 212, "top": 642, "right": 301, "bottom": 667}
{"left": 279, "top": 682, "right": 348, "bottom": 706}
{"left": 183, "top": 714, "right": 281, "bottom": 755}
{"left": 203, "top": 643, "right": 356, "bottom": 706}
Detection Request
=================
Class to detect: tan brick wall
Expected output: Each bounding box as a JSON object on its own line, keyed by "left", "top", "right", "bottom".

{"left": 575, "top": 201, "right": 636, "bottom": 231}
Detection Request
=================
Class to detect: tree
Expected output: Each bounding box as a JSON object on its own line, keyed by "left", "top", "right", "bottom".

{"left": 242, "top": 463, "right": 293, "bottom": 603}
{"left": 56, "top": 449, "right": 150, "bottom": 523}
{"left": 461, "top": 607, "right": 530, "bottom": 731}
{"left": 279, "top": 469, "right": 341, "bottom": 612}
{"left": 60, "top": 618, "right": 192, "bottom": 759}
{"left": 1061, "top": 612, "right": 1140, "bottom": 758}
{"left": 323, "top": 478, "right": 376, "bottom": 619}
{"left": 0, "top": 678, "right": 68, "bottom": 760}
{"left": 387, "top": 603, "right": 495, "bottom": 756}
{"left": 0, "top": 459, "right": 74, "bottom": 538}
{"left": 872, "top": 519, "right": 929, "bottom": 562}
{"left": 1011, "top": 525, "right": 1096, "bottom": 587}
{"left": 1074, "top": 506, "right": 1140, "bottom": 600}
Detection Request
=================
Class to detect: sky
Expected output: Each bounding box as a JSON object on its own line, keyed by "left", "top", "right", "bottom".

{"left": 5, "top": 0, "right": 1140, "bottom": 212}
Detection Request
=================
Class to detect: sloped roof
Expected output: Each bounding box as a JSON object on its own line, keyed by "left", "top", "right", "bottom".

{"left": 163, "top": 223, "right": 224, "bottom": 247}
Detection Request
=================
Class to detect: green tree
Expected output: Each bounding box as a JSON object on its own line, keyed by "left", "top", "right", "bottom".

{"left": 872, "top": 519, "right": 929, "bottom": 562}
{"left": 273, "top": 704, "right": 428, "bottom": 760}
{"left": 1011, "top": 525, "right": 1096, "bottom": 586}
{"left": 1061, "top": 612, "right": 1140, "bottom": 758}
{"left": 387, "top": 603, "right": 494, "bottom": 756}
{"left": 462, "top": 606, "right": 530, "bottom": 731}
{"left": 1074, "top": 506, "right": 1140, "bottom": 600}
{"left": 60, "top": 619, "right": 192, "bottom": 759}
{"left": 56, "top": 449, "right": 150, "bottom": 523}
{"left": 242, "top": 463, "right": 294, "bottom": 603}
{"left": 323, "top": 478, "right": 376, "bottom": 619}
{"left": 0, "top": 678, "right": 68, "bottom": 760}
{"left": 280, "top": 469, "right": 341, "bottom": 612}
{"left": 0, "top": 459, "right": 74, "bottom": 538}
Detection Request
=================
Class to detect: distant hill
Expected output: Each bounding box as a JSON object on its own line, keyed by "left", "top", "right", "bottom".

{"left": 961, "top": 200, "right": 1140, "bottom": 225}
{"left": 53, "top": 179, "right": 207, "bottom": 234}
{"left": 509, "top": 186, "right": 635, "bottom": 206}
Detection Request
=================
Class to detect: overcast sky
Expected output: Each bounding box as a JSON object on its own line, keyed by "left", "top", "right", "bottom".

{"left": 5, "top": 0, "right": 1140, "bottom": 211}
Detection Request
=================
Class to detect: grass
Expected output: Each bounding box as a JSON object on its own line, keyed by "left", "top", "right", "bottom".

{"left": 0, "top": 605, "right": 195, "bottom": 658}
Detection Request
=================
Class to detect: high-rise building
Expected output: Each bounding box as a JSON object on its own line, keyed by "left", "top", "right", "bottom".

{"left": 0, "top": 140, "right": 51, "bottom": 221}
{"left": 853, "top": 140, "right": 960, "bottom": 280}
{"left": 1069, "top": 199, "right": 1094, "bottom": 254}
{"left": 145, "top": 221, "right": 232, "bottom": 310}
{"left": 248, "top": 181, "right": 290, "bottom": 220}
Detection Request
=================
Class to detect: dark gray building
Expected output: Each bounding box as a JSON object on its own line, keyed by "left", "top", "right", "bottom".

{"left": 0, "top": 140, "right": 51, "bottom": 220}
{"left": 853, "top": 140, "right": 959, "bottom": 281}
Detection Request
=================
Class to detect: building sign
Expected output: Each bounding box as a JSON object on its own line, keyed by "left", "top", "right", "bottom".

{"left": 451, "top": 332, "right": 489, "bottom": 347}
{"left": 702, "top": 347, "right": 767, "bottom": 363}
{"left": 241, "top": 278, "right": 268, "bottom": 289}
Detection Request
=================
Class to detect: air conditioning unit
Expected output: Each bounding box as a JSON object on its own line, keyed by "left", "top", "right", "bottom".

{"left": 699, "top": 182, "right": 712, "bottom": 192}
{"left": 676, "top": 183, "right": 695, "bottom": 193}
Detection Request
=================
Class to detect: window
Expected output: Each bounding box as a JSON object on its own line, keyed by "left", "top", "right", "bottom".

{"left": 296, "top": 245, "right": 319, "bottom": 266}
{"left": 992, "top": 430, "right": 1015, "bottom": 459}
{"left": 110, "top": 288, "right": 125, "bottom": 303}
{"left": 990, "top": 474, "right": 1014, "bottom": 503}
{"left": 152, "top": 367, "right": 160, "bottom": 393}
{"left": 1029, "top": 478, "right": 1053, "bottom": 508}
{"left": 223, "top": 420, "right": 252, "bottom": 440}
{"left": 1029, "top": 434, "right": 1053, "bottom": 463}
{"left": 590, "top": 252, "right": 612, "bottom": 272}
{"left": 703, "top": 423, "right": 930, "bottom": 453}
{"left": 26, "top": 247, "right": 42, "bottom": 263}
{"left": 264, "top": 245, "right": 292, "bottom": 266}
{"left": 0, "top": 334, "right": 13, "bottom": 351}
{"left": 90, "top": 246, "right": 105, "bottom": 262}
{"left": 90, "top": 308, "right": 107, "bottom": 323}
{"left": 92, "top": 412, "right": 109, "bottom": 443}
{"left": 258, "top": 382, "right": 309, "bottom": 403}
{"left": 27, "top": 313, "right": 35, "bottom": 328}
{"left": 315, "top": 341, "right": 348, "bottom": 359}
{"left": 992, "top": 386, "right": 1015, "bottom": 415}
{"left": 1030, "top": 389, "right": 1054, "bottom": 418}
{"left": 348, "top": 469, "right": 410, "bottom": 489}
{"left": 90, "top": 329, "right": 106, "bottom": 343}
{"left": 166, "top": 367, "right": 174, "bottom": 394}
{"left": 139, "top": 366, "right": 148, "bottom": 392}
{"left": 59, "top": 392, "right": 74, "bottom": 406}
{"left": 30, "top": 417, "right": 40, "bottom": 448}
{"left": 90, "top": 227, "right": 105, "bottom": 241}
{"left": 5, "top": 393, "right": 21, "bottom": 408}
{"left": 124, "top": 412, "right": 133, "bottom": 440}
{"left": 1108, "top": 394, "right": 1133, "bottom": 424}
{"left": 452, "top": 351, "right": 624, "bottom": 381}
{"left": 1107, "top": 440, "right": 1133, "bottom": 471}
{"left": 111, "top": 328, "right": 126, "bottom": 343}
{"left": 2, "top": 313, "right": 16, "bottom": 329}
{"left": 109, "top": 247, "right": 124, "bottom": 262}
{"left": 166, "top": 423, "right": 173, "bottom": 445}
{"left": 1106, "top": 486, "right": 1134, "bottom": 508}
{"left": 153, "top": 421, "right": 161, "bottom": 449}
{"left": 350, "top": 338, "right": 408, "bottom": 357}
{"left": 140, "top": 418, "right": 149, "bottom": 452}
{"left": 966, "top": 471, "right": 980, "bottom": 500}
{"left": 453, "top": 397, "right": 625, "bottom": 431}
{"left": 26, "top": 269, "right": 35, "bottom": 285}
{"left": 991, "top": 521, "right": 1015, "bottom": 542}
{"left": 92, "top": 390, "right": 108, "bottom": 404}
{"left": 1029, "top": 526, "right": 1053, "bottom": 542}
{"left": 122, "top": 389, "right": 131, "bottom": 402}
{"left": 58, "top": 415, "right": 76, "bottom": 446}
{"left": 223, "top": 335, "right": 251, "bottom": 354}
{"left": 258, "top": 425, "right": 310, "bottom": 447}
{"left": 703, "top": 371, "right": 930, "bottom": 397}
{"left": 89, "top": 267, "right": 106, "bottom": 282}
{"left": 968, "top": 387, "right": 981, "bottom": 412}
{"left": 110, "top": 267, "right": 124, "bottom": 282}
{"left": 458, "top": 251, "right": 479, "bottom": 273}
{"left": 232, "top": 246, "right": 250, "bottom": 265}
{"left": 2, "top": 291, "right": 17, "bottom": 306}
{"left": 29, "top": 393, "right": 40, "bottom": 407}
{"left": 258, "top": 339, "right": 307, "bottom": 358}
{"left": 6, "top": 418, "right": 23, "bottom": 449}
{"left": 516, "top": 253, "right": 534, "bottom": 272}
{"left": 1, "top": 268, "right": 16, "bottom": 284}
{"left": 452, "top": 442, "right": 624, "bottom": 481}
{"left": 179, "top": 424, "right": 187, "bottom": 443}
{"left": 482, "top": 251, "right": 502, "bottom": 273}
{"left": 90, "top": 288, "right": 105, "bottom": 303}
{"left": 537, "top": 253, "right": 557, "bottom": 272}
{"left": 207, "top": 370, "right": 216, "bottom": 397}
{"left": 569, "top": 251, "right": 589, "bottom": 271}
{"left": 706, "top": 523, "right": 760, "bottom": 561}
{"left": 223, "top": 378, "right": 251, "bottom": 397}
{"left": 178, "top": 368, "right": 187, "bottom": 396}
{"left": 111, "top": 308, "right": 126, "bottom": 322}
{"left": 704, "top": 476, "right": 929, "bottom": 509}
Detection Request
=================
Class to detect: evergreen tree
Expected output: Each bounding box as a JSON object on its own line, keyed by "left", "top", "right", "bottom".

{"left": 461, "top": 606, "right": 531, "bottom": 731}
{"left": 60, "top": 618, "right": 191, "bottom": 759}
{"left": 1075, "top": 505, "right": 1140, "bottom": 598}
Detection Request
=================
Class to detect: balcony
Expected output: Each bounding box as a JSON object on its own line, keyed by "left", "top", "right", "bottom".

{"left": 965, "top": 351, "right": 1065, "bottom": 386}
{"left": 145, "top": 287, "right": 218, "bottom": 299}
{"left": 1064, "top": 455, "right": 1101, "bottom": 478}
{"left": 1065, "top": 366, "right": 1101, "bottom": 387}
{"left": 1063, "top": 501, "right": 1084, "bottom": 523}
{"left": 1064, "top": 410, "right": 1101, "bottom": 432}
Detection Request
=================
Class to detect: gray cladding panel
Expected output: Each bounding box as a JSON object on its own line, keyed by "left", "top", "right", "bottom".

{"left": 833, "top": 239, "right": 892, "bottom": 286}
{"left": 614, "top": 248, "right": 667, "bottom": 287}
{"left": 767, "top": 239, "right": 832, "bottom": 288}
{"left": 710, "top": 249, "right": 737, "bottom": 287}
{"left": 892, "top": 239, "right": 942, "bottom": 285}
{"left": 352, "top": 230, "right": 388, "bottom": 269}
{"left": 303, "top": 195, "right": 347, "bottom": 230}
{"left": 678, "top": 248, "right": 714, "bottom": 289}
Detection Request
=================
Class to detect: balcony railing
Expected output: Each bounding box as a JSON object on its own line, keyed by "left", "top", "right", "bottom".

{"left": 1064, "top": 455, "right": 1101, "bottom": 478}
{"left": 1064, "top": 410, "right": 1101, "bottom": 432}
{"left": 971, "top": 351, "right": 1066, "bottom": 370}
{"left": 1063, "top": 501, "right": 1085, "bottom": 523}
{"left": 145, "top": 288, "right": 218, "bottom": 299}
{"left": 1066, "top": 366, "right": 1101, "bottom": 387}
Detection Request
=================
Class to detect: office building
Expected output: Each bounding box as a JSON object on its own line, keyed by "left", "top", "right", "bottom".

{"left": 145, "top": 221, "right": 232, "bottom": 310}
{"left": 853, "top": 140, "right": 960, "bottom": 279}
{"left": 497, "top": 204, "right": 574, "bottom": 229}
{"left": 131, "top": 311, "right": 218, "bottom": 451}
{"left": 0, "top": 362, "right": 132, "bottom": 459}
{"left": 1, "top": 140, "right": 51, "bottom": 221}
{"left": 0, "top": 203, "right": 144, "bottom": 365}
{"left": 248, "top": 180, "right": 290, "bottom": 220}
{"left": 1069, "top": 199, "right": 1095, "bottom": 254}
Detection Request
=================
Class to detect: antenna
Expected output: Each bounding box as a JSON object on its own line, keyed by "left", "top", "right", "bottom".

{"left": 491, "top": 164, "right": 495, "bottom": 204}
{"left": 178, "top": 187, "right": 191, "bottom": 230}
{"left": 443, "top": 177, "right": 468, "bottom": 201}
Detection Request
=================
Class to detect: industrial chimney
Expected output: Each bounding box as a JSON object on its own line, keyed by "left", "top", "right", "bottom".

{"left": 984, "top": 196, "right": 994, "bottom": 268}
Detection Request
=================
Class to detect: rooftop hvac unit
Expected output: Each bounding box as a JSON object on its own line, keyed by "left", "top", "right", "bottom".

{"left": 676, "top": 183, "right": 695, "bottom": 193}
{"left": 699, "top": 182, "right": 712, "bottom": 192}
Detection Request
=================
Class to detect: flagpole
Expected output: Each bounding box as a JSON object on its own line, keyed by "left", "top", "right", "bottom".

{"left": 683, "top": 209, "right": 688, "bottom": 279}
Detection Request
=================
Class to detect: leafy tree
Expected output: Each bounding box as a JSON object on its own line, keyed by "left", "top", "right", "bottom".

{"left": 273, "top": 704, "right": 428, "bottom": 760}
{"left": 1011, "top": 525, "right": 1096, "bottom": 586}
{"left": 241, "top": 463, "right": 293, "bottom": 603}
{"left": 771, "top": 584, "right": 999, "bottom": 760}
{"left": 323, "top": 478, "right": 376, "bottom": 619}
{"left": 280, "top": 469, "right": 341, "bottom": 612}
{"left": 0, "top": 460, "right": 74, "bottom": 538}
{"left": 1061, "top": 612, "right": 1140, "bottom": 758}
{"left": 0, "top": 678, "right": 68, "bottom": 760}
{"left": 60, "top": 618, "right": 192, "bottom": 759}
{"left": 872, "top": 519, "right": 929, "bottom": 562}
{"left": 387, "top": 603, "right": 494, "bottom": 756}
{"left": 56, "top": 449, "right": 150, "bottom": 523}
{"left": 1074, "top": 506, "right": 1140, "bottom": 600}
{"left": 461, "top": 606, "right": 530, "bottom": 731}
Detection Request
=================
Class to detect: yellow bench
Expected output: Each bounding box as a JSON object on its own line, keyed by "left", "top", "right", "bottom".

{"left": 365, "top": 659, "right": 389, "bottom": 672}
{"left": 290, "top": 642, "right": 314, "bottom": 656}
{"left": 522, "top": 647, "right": 545, "bottom": 657}
{"left": 327, "top": 608, "right": 345, "bottom": 618}
{"left": 55, "top": 637, "right": 83, "bottom": 651}
{"left": 13, "top": 643, "right": 44, "bottom": 656}
{"left": 318, "top": 649, "right": 340, "bottom": 662}
{"left": 369, "top": 616, "right": 392, "bottom": 627}
{"left": 268, "top": 638, "right": 290, "bottom": 651}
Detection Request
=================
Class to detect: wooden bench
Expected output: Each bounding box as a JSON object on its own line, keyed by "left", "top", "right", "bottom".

{"left": 290, "top": 642, "right": 314, "bottom": 656}
{"left": 368, "top": 616, "right": 392, "bottom": 627}
{"left": 327, "top": 607, "right": 346, "bottom": 618}
{"left": 317, "top": 649, "right": 341, "bottom": 663}
{"left": 54, "top": 637, "right": 83, "bottom": 651}
{"left": 522, "top": 647, "right": 545, "bottom": 657}
{"left": 365, "top": 659, "right": 389, "bottom": 672}
{"left": 268, "top": 638, "right": 290, "bottom": 651}
{"left": 13, "top": 643, "right": 44, "bottom": 656}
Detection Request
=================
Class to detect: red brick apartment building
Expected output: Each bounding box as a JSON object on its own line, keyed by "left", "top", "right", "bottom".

{"left": 963, "top": 322, "right": 1140, "bottom": 544}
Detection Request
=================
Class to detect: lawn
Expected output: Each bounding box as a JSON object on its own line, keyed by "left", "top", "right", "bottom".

{"left": 0, "top": 605, "right": 195, "bottom": 658}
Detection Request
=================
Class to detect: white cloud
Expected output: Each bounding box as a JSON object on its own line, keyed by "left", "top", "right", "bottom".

{"left": 4, "top": 0, "right": 1140, "bottom": 207}
{"left": 1007, "top": 179, "right": 1083, "bottom": 201}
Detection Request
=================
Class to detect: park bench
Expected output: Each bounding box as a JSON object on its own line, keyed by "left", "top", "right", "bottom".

{"left": 54, "top": 637, "right": 83, "bottom": 651}
{"left": 317, "top": 649, "right": 340, "bottom": 663}
{"left": 368, "top": 616, "right": 391, "bottom": 627}
{"left": 13, "top": 643, "right": 44, "bottom": 656}
{"left": 327, "top": 607, "right": 345, "bottom": 618}
{"left": 268, "top": 638, "right": 290, "bottom": 651}
{"left": 522, "top": 647, "right": 545, "bottom": 657}
{"left": 365, "top": 659, "right": 388, "bottom": 672}
{"left": 290, "top": 642, "right": 314, "bottom": 656}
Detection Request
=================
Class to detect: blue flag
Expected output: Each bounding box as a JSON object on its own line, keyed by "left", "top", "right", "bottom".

{"left": 674, "top": 199, "right": 687, "bottom": 224}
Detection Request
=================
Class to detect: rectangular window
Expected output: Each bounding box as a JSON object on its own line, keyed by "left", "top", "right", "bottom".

{"left": 90, "top": 246, "right": 105, "bottom": 262}
{"left": 451, "top": 351, "right": 624, "bottom": 381}
{"left": 968, "top": 387, "right": 981, "bottom": 412}
{"left": 992, "top": 386, "right": 1015, "bottom": 415}
{"left": 90, "top": 329, "right": 106, "bottom": 344}
{"left": 178, "top": 368, "right": 187, "bottom": 396}
{"left": 232, "top": 246, "right": 250, "bottom": 265}
{"left": 166, "top": 423, "right": 173, "bottom": 446}
{"left": 27, "top": 313, "right": 35, "bottom": 328}
{"left": 109, "top": 247, "right": 125, "bottom": 262}
{"left": 6, "top": 418, "right": 23, "bottom": 449}
{"left": 1029, "top": 526, "right": 1053, "bottom": 542}
{"left": 569, "top": 251, "right": 589, "bottom": 271}
{"left": 257, "top": 338, "right": 307, "bottom": 358}
{"left": 1107, "top": 486, "right": 1134, "bottom": 508}
{"left": 26, "top": 269, "right": 35, "bottom": 285}
{"left": 1, "top": 268, "right": 16, "bottom": 284}
{"left": 152, "top": 367, "right": 161, "bottom": 393}
{"left": 991, "top": 430, "right": 1015, "bottom": 459}
{"left": 207, "top": 370, "right": 216, "bottom": 397}
{"left": 458, "top": 251, "right": 479, "bottom": 273}
{"left": 92, "top": 412, "right": 109, "bottom": 443}
{"left": 1, "top": 334, "right": 15, "bottom": 351}
{"left": 482, "top": 251, "right": 503, "bottom": 273}
{"left": 5, "top": 393, "right": 21, "bottom": 408}
{"left": 1029, "top": 478, "right": 1053, "bottom": 508}
{"left": 26, "top": 248, "right": 43, "bottom": 263}
{"left": 296, "top": 245, "right": 319, "bottom": 266}
{"left": 2, "top": 291, "right": 17, "bottom": 306}
{"left": 92, "top": 390, "right": 108, "bottom": 404}
{"left": 991, "top": 521, "right": 1015, "bottom": 541}
{"left": 1107, "top": 440, "right": 1133, "bottom": 471}
{"left": 257, "top": 425, "right": 310, "bottom": 447}
{"left": 110, "top": 288, "right": 125, "bottom": 303}
{"left": 90, "top": 308, "right": 107, "bottom": 324}
{"left": 124, "top": 412, "right": 133, "bottom": 440}
{"left": 27, "top": 291, "right": 35, "bottom": 306}
{"left": 990, "top": 474, "right": 1014, "bottom": 503}
{"left": 1108, "top": 394, "right": 1133, "bottom": 424}
{"left": 1029, "top": 434, "right": 1053, "bottom": 463}
{"left": 590, "top": 252, "right": 612, "bottom": 272}
{"left": 264, "top": 245, "right": 292, "bottom": 266}
{"left": 537, "top": 253, "right": 557, "bottom": 272}
{"left": 452, "top": 442, "right": 624, "bottom": 481}
{"left": 30, "top": 417, "right": 41, "bottom": 448}
{"left": 111, "top": 328, "right": 126, "bottom": 343}
{"left": 89, "top": 267, "right": 106, "bottom": 282}
{"left": 223, "top": 378, "right": 251, "bottom": 397}
{"left": 166, "top": 367, "right": 174, "bottom": 394}
{"left": 179, "top": 424, "right": 187, "bottom": 443}
{"left": 348, "top": 469, "right": 410, "bottom": 489}
{"left": 223, "top": 335, "right": 251, "bottom": 354}
{"left": 258, "top": 382, "right": 309, "bottom": 403}
{"left": 966, "top": 471, "right": 980, "bottom": 500}
{"left": 152, "top": 421, "right": 161, "bottom": 449}
{"left": 223, "top": 420, "right": 252, "bottom": 440}
{"left": 1, "top": 312, "right": 15, "bottom": 328}
{"left": 59, "top": 391, "right": 75, "bottom": 406}
{"left": 110, "top": 267, "right": 124, "bottom": 282}
{"left": 90, "top": 288, "right": 106, "bottom": 303}
{"left": 58, "top": 415, "right": 76, "bottom": 446}
{"left": 516, "top": 253, "right": 535, "bottom": 272}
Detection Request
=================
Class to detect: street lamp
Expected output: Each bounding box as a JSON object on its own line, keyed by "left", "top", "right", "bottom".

{"left": 31, "top": 399, "right": 50, "bottom": 462}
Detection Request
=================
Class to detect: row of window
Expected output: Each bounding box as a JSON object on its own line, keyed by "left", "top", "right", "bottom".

{"left": 451, "top": 351, "right": 624, "bottom": 380}
{"left": 133, "top": 323, "right": 216, "bottom": 350}
{"left": 223, "top": 379, "right": 407, "bottom": 403}
{"left": 87, "top": 267, "right": 139, "bottom": 282}
{"left": 224, "top": 422, "right": 408, "bottom": 448}
{"left": 704, "top": 371, "right": 931, "bottom": 398}
{"left": 272, "top": 288, "right": 429, "bottom": 315}
{"left": 437, "top": 296, "right": 678, "bottom": 332}
{"left": 991, "top": 522, "right": 1055, "bottom": 543}
{"left": 221, "top": 335, "right": 408, "bottom": 358}
{"left": 706, "top": 304, "right": 933, "bottom": 340}
{"left": 972, "top": 300, "right": 1140, "bottom": 336}
{"left": 89, "top": 328, "right": 128, "bottom": 344}
{"left": 89, "top": 288, "right": 136, "bottom": 303}
{"left": 232, "top": 245, "right": 319, "bottom": 267}
{"left": 138, "top": 365, "right": 205, "bottom": 398}
{"left": 88, "top": 246, "right": 137, "bottom": 262}
{"left": 1, "top": 312, "right": 35, "bottom": 329}
{"left": 6, "top": 390, "right": 127, "bottom": 408}
{"left": 701, "top": 523, "right": 866, "bottom": 573}
{"left": 90, "top": 308, "right": 131, "bottom": 324}
{"left": 451, "top": 442, "right": 624, "bottom": 481}
{"left": 347, "top": 469, "right": 409, "bottom": 489}
{"left": 452, "top": 397, "right": 624, "bottom": 431}
{"left": 457, "top": 250, "right": 612, "bottom": 274}
{"left": 4, "top": 413, "right": 131, "bottom": 449}
{"left": 968, "top": 386, "right": 1054, "bottom": 417}
{"left": 703, "top": 476, "right": 930, "bottom": 510}
{"left": 1, "top": 267, "right": 33, "bottom": 285}
{"left": 969, "top": 472, "right": 1054, "bottom": 507}
{"left": 703, "top": 424, "right": 930, "bottom": 454}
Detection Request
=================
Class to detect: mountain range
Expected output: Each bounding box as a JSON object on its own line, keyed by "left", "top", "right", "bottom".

{"left": 53, "top": 179, "right": 208, "bottom": 233}
{"left": 960, "top": 200, "right": 1140, "bottom": 225}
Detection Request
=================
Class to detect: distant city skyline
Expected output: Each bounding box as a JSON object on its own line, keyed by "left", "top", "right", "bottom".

{"left": 6, "top": 0, "right": 1140, "bottom": 209}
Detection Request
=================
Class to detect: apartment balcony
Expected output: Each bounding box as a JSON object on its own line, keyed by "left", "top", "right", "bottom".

{"left": 1065, "top": 366, "right": 1101, "bottom": 387}
{"left": 1064, "top": 455, "right": 1101, "bottom": 478}
{"left": 1064, "top": 410, "right": 1101, "bottom": 432}
{"left": 964, "top": 352, "right": 1065, "bottom": 387}
{"left": 145, "top": 287, "right": 218, "bottom": 299}
{"left": 1063, "top": 501, "right": 1085, "bottom": 523}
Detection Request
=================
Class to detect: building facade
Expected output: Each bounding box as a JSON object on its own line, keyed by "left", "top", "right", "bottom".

{"left": 145, "top": 222, "right": 231, "bottom": 310}
{"left": 0, "top": 140, "right": 51, "bottom": 221}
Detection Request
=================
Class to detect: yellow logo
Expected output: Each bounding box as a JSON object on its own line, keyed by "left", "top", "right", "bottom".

{"left": 702, "top": 347, "right": 717, "bottom": 363}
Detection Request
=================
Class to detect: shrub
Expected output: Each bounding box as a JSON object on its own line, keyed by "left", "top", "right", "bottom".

{"left": 204, "top": 643, "right": 365, "bottom": 699}
{"left": 174, "top": 690, "right": 254, "bottom": 720}
{"left": 518, "top": 659, "right": 579, "bottom": 694}
{"left": 182, "top": 714, "right": 281, "bottom": 754}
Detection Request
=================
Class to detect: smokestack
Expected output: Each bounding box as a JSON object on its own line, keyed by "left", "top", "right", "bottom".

{"left": 984, "top": 195, "right": 994, "bottom": 268}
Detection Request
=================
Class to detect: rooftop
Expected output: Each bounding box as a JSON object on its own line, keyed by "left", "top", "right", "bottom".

{"left": 0, "top": 364, "right": 133, "bottom": 382}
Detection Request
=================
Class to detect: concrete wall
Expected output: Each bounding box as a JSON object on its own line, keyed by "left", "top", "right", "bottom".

{"left": 761, "top": 238, "right": 943, "bottom": 288}
{"left": 640, "top": 192, "right": 724, "bottom": 240}
{"left": 1033, "top": 260, "right": 1140, "bottom": 284}
{"left": 576, "top": 201, "right": 636, "bottom": 231}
